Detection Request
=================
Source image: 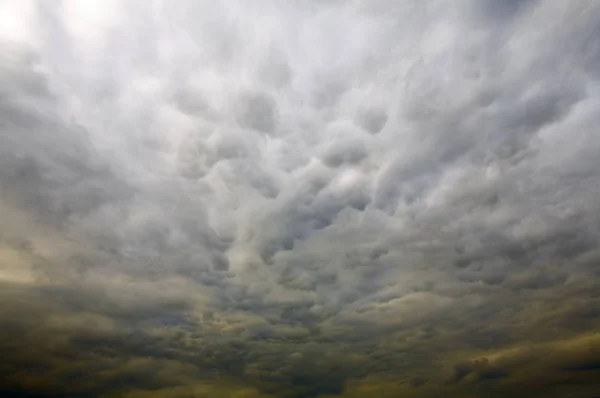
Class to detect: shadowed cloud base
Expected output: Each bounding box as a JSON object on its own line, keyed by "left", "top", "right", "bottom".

{"left": 1, "top": 1, "right": 599, "bottom": 397}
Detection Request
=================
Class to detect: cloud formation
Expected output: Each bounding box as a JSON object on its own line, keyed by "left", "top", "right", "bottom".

{"left": 0, "top": 0, "right": 599, "bottom": 397}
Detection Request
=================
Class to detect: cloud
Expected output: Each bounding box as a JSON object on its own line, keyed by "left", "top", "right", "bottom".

{"left": 0, "top": 0, "right": 599, "bottom": 397}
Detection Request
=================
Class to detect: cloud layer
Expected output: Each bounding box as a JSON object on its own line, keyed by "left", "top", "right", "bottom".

{"left": 1, "top": 1, "right": 599, "bottom": 397}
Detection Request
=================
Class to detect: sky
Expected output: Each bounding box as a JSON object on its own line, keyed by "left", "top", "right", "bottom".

{"left": 0, "top": 0, "right": 599, "bottom": 397}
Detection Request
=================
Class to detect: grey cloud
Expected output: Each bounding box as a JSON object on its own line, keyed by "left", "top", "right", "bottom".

{"left": 471, "top": 0, "right": 536, "bottom": 22}
{"left": 235, "top": 91, "right": 279, "bottom": 135}
{"left": 356, "top": 108, "right": 387, "bottom": 135}
{"left": 171, "top": 89, "right": 214, "bottom": 119}
{"left": 1, "top": 0, "right": 600, "bottom": 397}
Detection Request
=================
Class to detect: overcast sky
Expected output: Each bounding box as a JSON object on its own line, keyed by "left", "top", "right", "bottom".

{"left": 1, "top": 1, "right": 599, "bottom": 397}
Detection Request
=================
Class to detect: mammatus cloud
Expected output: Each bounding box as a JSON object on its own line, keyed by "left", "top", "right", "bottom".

{"left": 1, "top": 0, "right": 599, "bottom": 397}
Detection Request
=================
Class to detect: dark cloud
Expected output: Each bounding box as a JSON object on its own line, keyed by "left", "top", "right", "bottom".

{"left": 0, "top": 0, "right": 599, "bottom": 397}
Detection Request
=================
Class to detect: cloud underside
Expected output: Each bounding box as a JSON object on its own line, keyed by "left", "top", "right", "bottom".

{"left": 1, "top": 0, "right": 599, "bottom": 397}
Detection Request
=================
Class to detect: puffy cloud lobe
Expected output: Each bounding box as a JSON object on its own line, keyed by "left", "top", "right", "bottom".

{"left": 0, "top": 0, "right": 600, "bottom": 397}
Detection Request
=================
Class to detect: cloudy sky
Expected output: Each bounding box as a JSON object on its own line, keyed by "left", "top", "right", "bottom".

{"left": 1, "top": 1, "right": 600, "bottom": 397}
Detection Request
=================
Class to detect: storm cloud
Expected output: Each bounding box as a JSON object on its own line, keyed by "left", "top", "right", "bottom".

{"left": 0, "top": 1, "right": 599, "bottom": 397}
